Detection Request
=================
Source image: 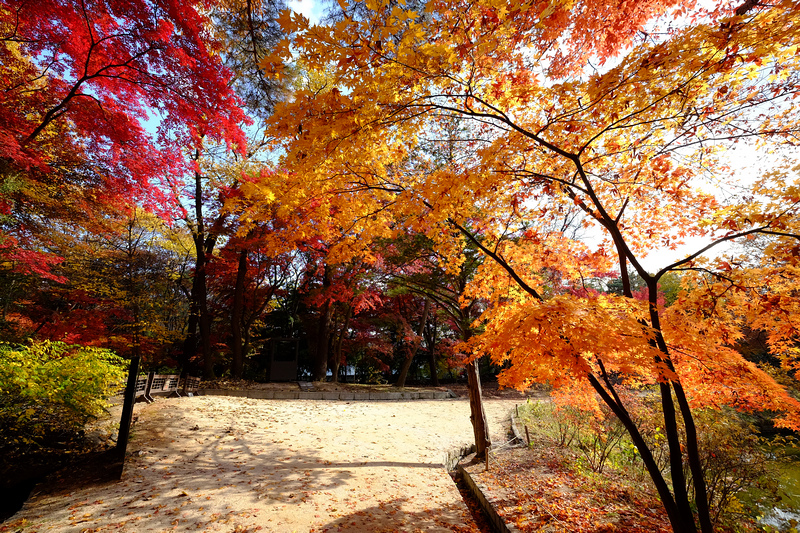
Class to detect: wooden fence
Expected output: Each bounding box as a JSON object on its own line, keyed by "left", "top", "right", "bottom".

{"left": 128, "top": 372, "right": 201, "bottom": 403}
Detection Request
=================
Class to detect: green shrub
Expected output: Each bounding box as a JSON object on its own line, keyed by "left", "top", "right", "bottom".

{"left": 519, "top": 393, "right": 780, "bottom": 530}
{"left": 574, "top": 408, "right": 629, "bottom": 474}
{"left": 684, "top": 408, "right": 775, "bottom": 529}
{"left": 0, "top": 341, "right": 126, "bottom": 454}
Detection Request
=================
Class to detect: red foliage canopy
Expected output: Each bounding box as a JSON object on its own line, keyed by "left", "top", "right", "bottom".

{"left": 1, "top": 0, "right": 246, "bottom": 189}
{"left": 1, "top": 0, "right": 247, "bottom": 280}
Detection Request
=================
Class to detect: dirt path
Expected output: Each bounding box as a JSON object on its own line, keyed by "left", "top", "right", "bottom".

{"left": 6, "top": 396, "right": 522, "bottom": 533}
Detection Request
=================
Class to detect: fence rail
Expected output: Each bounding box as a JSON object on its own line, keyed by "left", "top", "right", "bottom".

{"left": 120, "top": 373, "right": 200, "bottom": 403}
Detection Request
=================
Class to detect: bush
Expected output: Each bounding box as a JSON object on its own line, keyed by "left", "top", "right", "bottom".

{"left": 519, "top": 392, "right": 780, "bottom": 530}
{"left": 685, "top": 408, "right": 775, "bottom": 529}
{"left": 0, "top": 341, "right": 126, "bottom": 455}
{"left": 574, "top": 408, "right": 629, "bottom": 474}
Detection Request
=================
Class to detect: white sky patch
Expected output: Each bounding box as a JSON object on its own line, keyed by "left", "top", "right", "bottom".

{"left": 287, "top": 0, "right": 324, "bottom": 25}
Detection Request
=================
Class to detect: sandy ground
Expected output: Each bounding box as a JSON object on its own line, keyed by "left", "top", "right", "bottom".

{"left": 5, "top": 396, "right": 523, "bottom": 533}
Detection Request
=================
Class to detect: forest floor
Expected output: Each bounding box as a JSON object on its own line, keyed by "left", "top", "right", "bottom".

{"left": 2, "top": 384, "right": 672, "bottom": 532}
{"left": 461, "top": 443, "right": 671, "bottom": 533}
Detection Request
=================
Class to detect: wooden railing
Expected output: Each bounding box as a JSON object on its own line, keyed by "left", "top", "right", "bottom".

{"left": 127, "top": 373, "right": 201, "bottom": 403}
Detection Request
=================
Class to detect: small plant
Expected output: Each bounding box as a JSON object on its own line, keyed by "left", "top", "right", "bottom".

{"left": 685, "top": 408, "right": 776, "bottom": 529}
{"left": 518, "top": 399, "right": 581, "bottom": 447}
{"left": 574, "top": 410, "right": 628, "bottom": 474}
{"left": 519, "top": 389, "right": 783, "bottom": 530}
{"left": 553, "top": 404, "right": 586, "bottom": 448}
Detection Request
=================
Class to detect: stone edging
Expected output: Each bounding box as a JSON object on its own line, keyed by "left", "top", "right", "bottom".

{"left": 448, "top": 405, "right": 528, "bottom": 533}
{"left": 198, "top": 389, "right": 458, "bottom": 401}
{"left": 456, "top": 464, "right": 522, "bottom": 533}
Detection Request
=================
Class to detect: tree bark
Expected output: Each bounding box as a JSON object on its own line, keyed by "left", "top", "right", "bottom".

{"left": 197, "top": 243, "right": 214, "bottom": 380}
{"left": 424, "top": 313, "right": 439, "bottom": 386}
{"left": 587, "top": 371, "right": 688, "bottom": 531}
{"left": 181, "top": 269, "right": 200, "bottom": 376}
{"left": 466, "top": 359, "right": 491, "bottom": 458}
{"left": 332, "top": 305, "right": 353, "bottom": 382}
{"left": 231, "top": 249, "right": 248, "bottom": 379}
{"left": 395, "top": 298, "right": 431, "bottom": 387}
{"left": 427, "top": 349, "right": 439, "bottom": 386}
{"left": 312, "top": 307, "right": 332, "bottom": 381}
{"left": 330, "top": 304, "right": 353, "bottom": 383}
{"left": 309, "top": 266, "right": 334, "bottom": 381}
{"left": 189, "top": 161, "right": 217, "bottom": 381}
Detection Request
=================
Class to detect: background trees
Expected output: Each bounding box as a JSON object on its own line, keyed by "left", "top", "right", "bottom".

{"left": 0, "top": 0, "right": 247, "bottom": 364}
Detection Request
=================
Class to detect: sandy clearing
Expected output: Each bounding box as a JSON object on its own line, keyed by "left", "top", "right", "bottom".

{"left": 6, "top": 396, "right": 522, "bottom": 533}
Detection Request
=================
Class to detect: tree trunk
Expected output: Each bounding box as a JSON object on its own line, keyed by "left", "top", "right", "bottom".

{"left": 587, "top": 370, "right": 689, "bottom": 531}
{"left": 330, "top": 304, "right": 353, "bottom": 383}
{"left": 312, "top": 310, "right": 331, "bottom": 382}
{"left": 308, "top": 266, "right": 334, "bottom": 381}
{"left": 123, "top": 218, "right": 142, "bottom": 360}
{"left": 424, "top": 315, "right": 439, "bottom": 386}
{"left": 197, "top": 252, "right": 213, "bottom": 380}
{"left": 308, "top": 303, "right": 333, "bottom": 382}
{"left": 231, "top": 249, "right": 248, "bottom": 379}
{"left": 181, "top": 270, "right": 201, "bottom": 376}
{"left": 466, "top": 359, "right": 491, "bottom": 458}
{"left": 647, "top": 283, "right": 712, "bottom": 533}
{"left": 395, "top": 298, "right": 431, "bottom": 388}
{"left": 427, "top": 349, "right": 439, "bottom": 386}
{"left": 191, "top": 163, "right": 216, "bottom": 381}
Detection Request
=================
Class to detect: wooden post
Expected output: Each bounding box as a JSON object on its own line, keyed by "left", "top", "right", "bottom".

{"left": 116, "top": 356, "right": 140, "bottom": 463}
{"left": 143, "top": 371, "right": 155, "bottom": 403}
{"left": 466, "top": 360, "right": 491, "bottom": 458}
{"left": 525, "top": 425, "right": 531, "bottom": 447}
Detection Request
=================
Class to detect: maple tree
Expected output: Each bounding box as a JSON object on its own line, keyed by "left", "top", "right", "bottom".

{"left": 250, "top": 0, "right": 800, "bottom": 530}
{"left": 0, "top": 0, "right": 256, "bottom": 386}
{"left": 1, "top": 0, "right": 245, "bottom": 162}
{"left": 295, "top": 246, "right": 379, "bottom": 381}
{"left": 0, "top": 0, "right": 246, "bottom": 263}
{"left": 205, "top": 225, "right": 298, "bottom": 379}
{"left": 166, "top": 0, "right": 290, "bottom": 378}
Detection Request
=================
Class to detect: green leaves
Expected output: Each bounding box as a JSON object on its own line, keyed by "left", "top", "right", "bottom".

{"left": 0, "top": 341, "right": 126, "bottom": 453}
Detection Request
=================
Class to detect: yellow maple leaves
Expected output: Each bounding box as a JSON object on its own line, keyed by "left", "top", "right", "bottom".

{"left": 244, "top": 0, "right": 800, "bottom": 429}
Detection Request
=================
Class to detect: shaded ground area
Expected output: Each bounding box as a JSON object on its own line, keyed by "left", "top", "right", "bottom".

{"left": 3, "top": 396, "right": 523, "bottom": 532}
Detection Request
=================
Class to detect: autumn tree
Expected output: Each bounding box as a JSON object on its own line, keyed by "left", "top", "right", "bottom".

{"left": 204, "top": 221, "right": 298, "bottom": 378}
{"left": 0, "top": 0, "right": 250, "bottom": 366}
{"left": 2, "top": 209, "right": 191, "bottom": 363}
{"left": 293, "top": 244, "right": 382, "bottom": 381}
{"left": 252, "top": 0, "right": 800, "bottom": 530}
{"left": 163, "top": 0, "right": 290, "bottom": 378}
{"left": 0, "top": 0, "right": 246, "bottom": 232}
